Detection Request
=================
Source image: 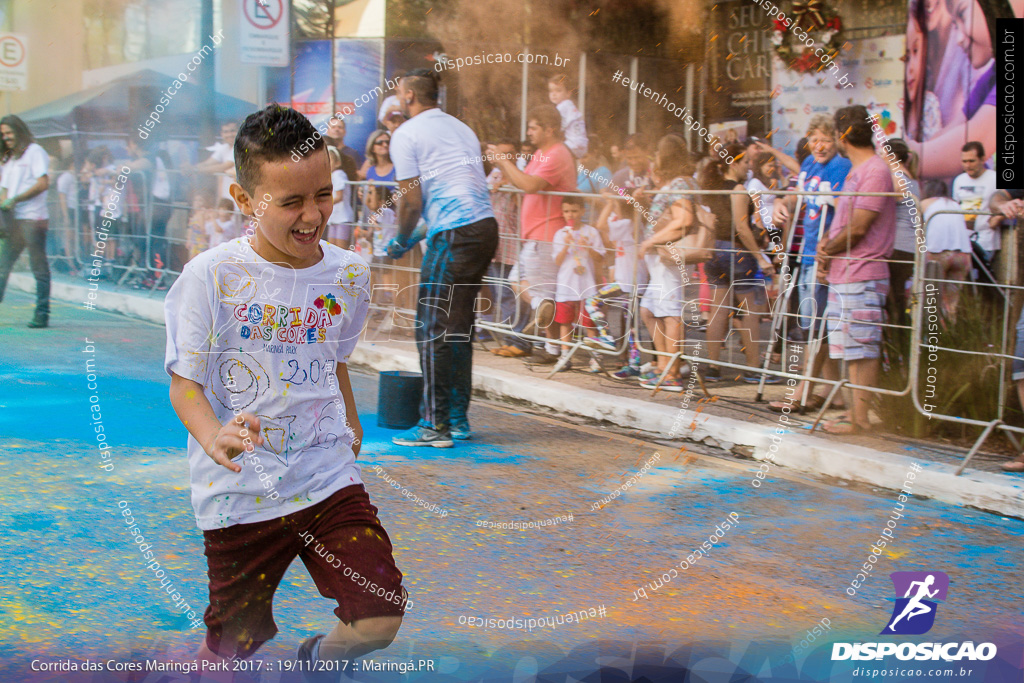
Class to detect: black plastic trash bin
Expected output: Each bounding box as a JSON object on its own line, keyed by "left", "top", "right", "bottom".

{"left": 377, "top": 371, "right": 423, "bottom": 429}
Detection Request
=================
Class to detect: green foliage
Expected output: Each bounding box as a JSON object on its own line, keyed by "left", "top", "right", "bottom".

{"left": 878, "top": 292, "right": 1010, "bottom": 441}
{"left": 384, "top": 0, "right": 684, "bottom": 57}
{"left": 386, "top": 0, "right": 454, "bottom": 38}
{"left": 293, "top": 0, "right": 363, "bottom": 39}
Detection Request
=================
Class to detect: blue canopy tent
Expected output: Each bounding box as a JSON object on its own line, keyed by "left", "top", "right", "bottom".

{"left": 19, "top": 68, "right": 258, "bottom": 141}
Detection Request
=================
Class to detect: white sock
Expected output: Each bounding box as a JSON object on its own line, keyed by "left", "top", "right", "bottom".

{"left": 545, "top": 342, "right": 559, "bottom": 355}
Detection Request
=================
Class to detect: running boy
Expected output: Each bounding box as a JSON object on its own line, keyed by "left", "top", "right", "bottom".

{"left": 552, "top": 195, "right": 606, "bottom": 365}
{"left": 164, "top": 105, "right": 407, "bottom": 672}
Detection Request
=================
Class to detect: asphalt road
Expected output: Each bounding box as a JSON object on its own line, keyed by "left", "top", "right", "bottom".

{"left": 1, "top": 289, "right": 1022, "bottom": 682}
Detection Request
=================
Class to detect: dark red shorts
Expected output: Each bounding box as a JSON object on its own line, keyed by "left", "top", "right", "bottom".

{"left": 553, "top": 300, "right": 595, "bottom": 326}
{"left": 201, "top": 484, "right": 407, "bottom": 659}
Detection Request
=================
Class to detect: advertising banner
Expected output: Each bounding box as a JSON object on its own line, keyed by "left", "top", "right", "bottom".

{"left": 267, "top": 39, "right": 383, "bottom": 157}
{"left": 772, "top": 36, "right": 905, "bottom": 155}
{"left": 709, "top": 0, "right": 774, "bottom": 137}
{"left": 271, "top": 40, "right": 332, "bottom": 117}
{"left": 907, "top": 0, "right": 1022, "bottom": 178}
{"left": 330, "top": 39, "right": 384, "bottom": 157}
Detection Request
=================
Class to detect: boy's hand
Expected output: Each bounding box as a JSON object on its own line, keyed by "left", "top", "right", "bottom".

{"left": 208, "top": 413, "right": 263, "bottom": 473}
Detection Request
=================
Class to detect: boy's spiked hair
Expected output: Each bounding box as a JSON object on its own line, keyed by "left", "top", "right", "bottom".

{"left": 235, "top": 104, "right": 323, "bottom": 194}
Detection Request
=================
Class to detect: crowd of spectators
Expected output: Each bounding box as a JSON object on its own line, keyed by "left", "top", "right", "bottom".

{"left": 454, "top": 97, "right": 1019, "bottom": 442}
{"left": 12, "top": 70, "right": 1024, "bottom": 460}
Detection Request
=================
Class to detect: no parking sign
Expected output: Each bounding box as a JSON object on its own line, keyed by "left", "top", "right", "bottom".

{"left": 240, "top": 0, "right": 290, "bottom": 66}
{"left": 0, "top": 34, "right": 27, "bottom": 91}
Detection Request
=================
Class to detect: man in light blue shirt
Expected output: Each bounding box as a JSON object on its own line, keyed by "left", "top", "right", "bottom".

{"left": 773, "top": 116, "right": 851, "bottom": 336}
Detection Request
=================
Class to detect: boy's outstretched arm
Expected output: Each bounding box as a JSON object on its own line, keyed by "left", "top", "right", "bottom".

{"left": 169, "top": 372, "right": 264, "bottom": 473}
{"left": 334, "top": 362, "right": 363, "bottom": 457}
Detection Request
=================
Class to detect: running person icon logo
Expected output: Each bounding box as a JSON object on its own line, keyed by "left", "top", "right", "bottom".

{"left": 880, "top": 571, "right": 950, "bottom": 635}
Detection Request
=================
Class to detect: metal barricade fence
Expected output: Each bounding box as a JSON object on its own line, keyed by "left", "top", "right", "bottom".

{"left": 459, "top": 185, "right": 916, "bottom": 423}
{"left": 909, "top": 208, "right": 1023, "bottom": 473}
{"left": 45, "top": 165, "right": 192, "bottom": 289}
{"left": 469, "top": 184, "right": 641, "bottom": 368}
{"left": 35, "top": 166, "right": 1024, "bottom": 464}
{"left": 39, "top": 175, "right": 919, "bottom": 407}
{"left": 353, "top": 180, "right": 922, "bottom": 418}
{"left": 614, "top": 188, "right": 920, "bottom": 421}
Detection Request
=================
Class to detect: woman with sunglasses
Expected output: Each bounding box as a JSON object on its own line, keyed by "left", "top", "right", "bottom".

{"left": 359, "top": 129, "right": 396, "bottom": 183}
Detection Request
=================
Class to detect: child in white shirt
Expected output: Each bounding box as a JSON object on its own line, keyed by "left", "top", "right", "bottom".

{"left": 363, "top": 184, "right": 398, "bottom": 287}
{"left": 548, "top": 75, "right": 588, "bottom": 159}
{"left": 164, "top": 105, "right": 405, "bottom": 667}
{"left": 582, "top": 198, "right": 650, "bottom": 357}
{"left": 552, "top": 196, "right": 606, "bottom": 363}
{"left": 327, "top": 146, "right": 355, "bottom": 249}
{"left": 208, "top": 198, "right": 240, "bottom": 248}
{"left": 597, "top": 198, "right": 648, "bottom": 294}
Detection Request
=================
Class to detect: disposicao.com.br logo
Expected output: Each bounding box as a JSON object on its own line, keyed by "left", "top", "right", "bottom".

{"left": 832, "top": 571, "right": 997, "bottom": 662}
{"left": 882, "top": 571, "right": 948, "bottom": 635}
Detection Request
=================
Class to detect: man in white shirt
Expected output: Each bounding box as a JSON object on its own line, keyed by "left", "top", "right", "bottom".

{"left": 194, "top": 121, "right": 237, "bottom": 200}
{"left": 0, "top": 115, "right": 51, "bottom": 328}
{"left": 951, "top": 141, "right": 999, "bottom": 262}
{"left": 386, "top": 68, "right": 498, "bottom": 446}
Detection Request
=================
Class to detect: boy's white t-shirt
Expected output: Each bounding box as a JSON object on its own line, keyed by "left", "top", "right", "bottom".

{"left": 371, "top": 207, "right": 398, "bottom": 257}
{"left": 164, "top": 238, "right": 371, "bottom": 530}
{"left": 329, "top": 170, "right": 354, "bottom": 225}
{"left": 552, "top": 223, "right": 605, "bottom": 302}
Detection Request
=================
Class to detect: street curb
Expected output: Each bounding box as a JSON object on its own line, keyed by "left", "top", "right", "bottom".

{"left": 351, "top": 343, "right": 1024, "bottom": 519}
{"left": 18, "top": 273, "right": 1024, "bottom": 519}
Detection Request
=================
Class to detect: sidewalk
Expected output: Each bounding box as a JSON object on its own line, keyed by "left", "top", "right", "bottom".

{"left": 17, "top": 272, "right": 1024, "bottom": 519}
